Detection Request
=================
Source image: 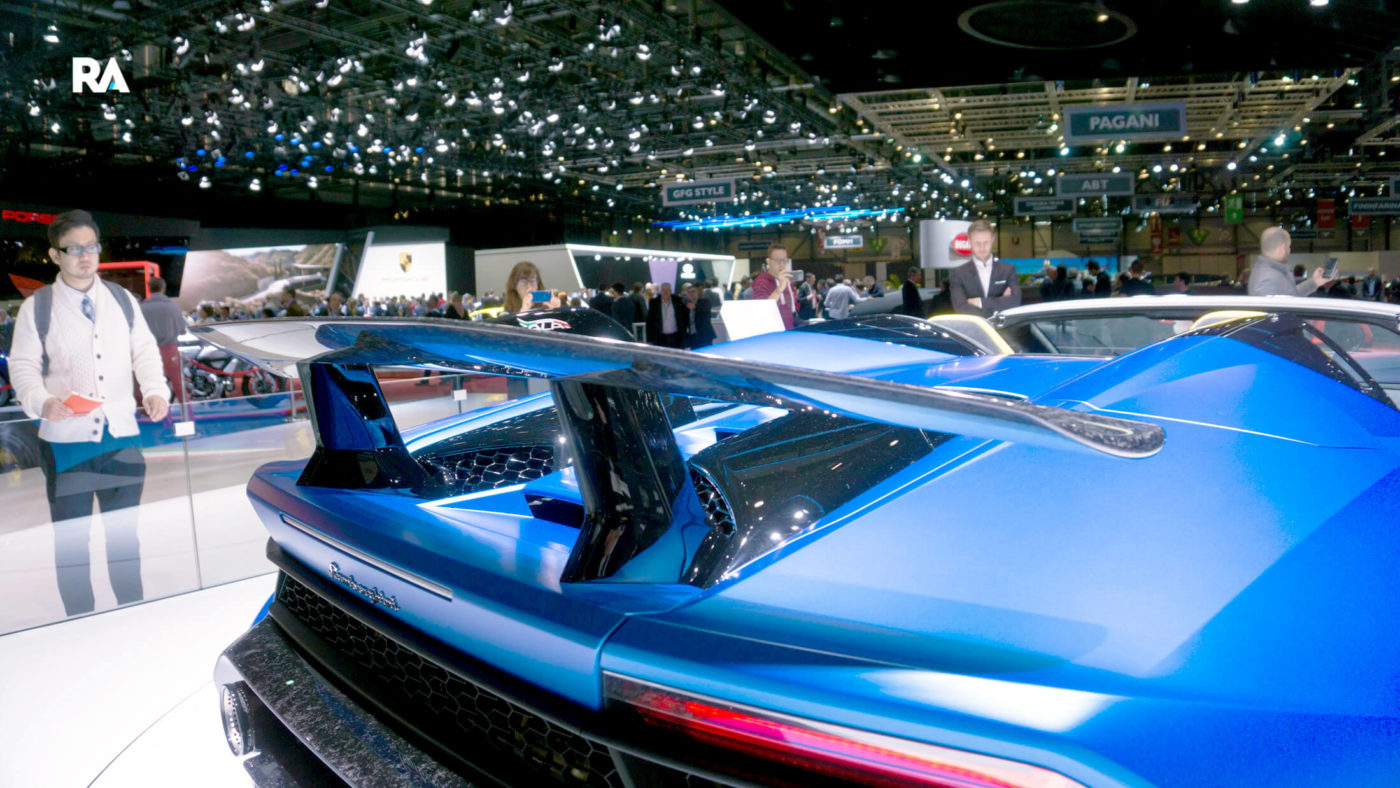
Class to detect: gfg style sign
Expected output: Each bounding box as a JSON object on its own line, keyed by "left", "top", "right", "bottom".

{"left": 72, "top": 58, "right": 129, "bottom": 93}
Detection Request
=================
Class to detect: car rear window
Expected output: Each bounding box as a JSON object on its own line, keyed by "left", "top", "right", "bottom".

{"left": 1003, "top": 315, "right": 1187, "bottom": 356}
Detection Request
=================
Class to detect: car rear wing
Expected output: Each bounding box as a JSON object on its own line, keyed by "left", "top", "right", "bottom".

{"left": 192, "top": 317, "right": 1164, "bottom": 461}
{"left": 195, "top": 318, "right": 1164, "bottom": 583}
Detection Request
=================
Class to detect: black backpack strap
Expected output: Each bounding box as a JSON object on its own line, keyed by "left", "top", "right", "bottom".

{"left": 33, "top": 285, "right": 53, "bottom": 377}
{"left": 32, "top": 281, "right": 136, "bottom": 377}
{"left": 102, "top": 278, "right": 136, "bottom": 329}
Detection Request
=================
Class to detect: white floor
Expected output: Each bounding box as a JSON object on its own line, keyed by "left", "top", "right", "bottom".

{"left": 0, "top": 387, "right": 510, "bottom": 786}
{"left": 0, "top": 574, "right": 275, "bottom": 788}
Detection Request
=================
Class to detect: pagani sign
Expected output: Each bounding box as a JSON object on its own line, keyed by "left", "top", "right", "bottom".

{"left": 1063, "top": 102, "right": 1188, "bottom": 143}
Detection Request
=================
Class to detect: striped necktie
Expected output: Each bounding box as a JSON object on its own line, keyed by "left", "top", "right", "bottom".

{"left": 81, "top": 295, "right": 95, "bottom": 322}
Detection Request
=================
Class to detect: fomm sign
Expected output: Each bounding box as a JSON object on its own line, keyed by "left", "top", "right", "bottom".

{"left": 72, "top": 58, "right": 129, "bottom": 94}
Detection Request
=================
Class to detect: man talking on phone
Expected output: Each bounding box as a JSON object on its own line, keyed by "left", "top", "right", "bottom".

{"left": 750, "top": 242, "right": 799, "bottom": 329}
{"left": 1248, "top": 226, "right": 1331, "bottom": 296}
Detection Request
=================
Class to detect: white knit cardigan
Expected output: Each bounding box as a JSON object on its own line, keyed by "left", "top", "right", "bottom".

{"left": 9, "top": 277, "right": 171, "bottom": 443}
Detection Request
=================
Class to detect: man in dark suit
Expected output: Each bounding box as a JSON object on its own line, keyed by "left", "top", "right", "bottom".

{"left": 608, "top": 282, "right": 637, "bottom": 339}
{"left": 646, "top": 282, "right": 689, "bottom": 348}
{"left": 587, "top": 286, "right": 614, "bottom": 314}
{"left": 1085, "top": 260, "right": 1112, "bottom": 298}
{"left": 901, "top": 268, "right": 924, "bottom": 317}
{"left": 950, "top": 219, "right": 1022, "bottom": 317}
{"left": 1121, "top": 260, "right": 1156, "bottom": 296}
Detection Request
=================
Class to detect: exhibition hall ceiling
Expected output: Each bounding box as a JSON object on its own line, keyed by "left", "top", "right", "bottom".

{"left": 2, "top": 0, "right": 1400, "bottom": 229}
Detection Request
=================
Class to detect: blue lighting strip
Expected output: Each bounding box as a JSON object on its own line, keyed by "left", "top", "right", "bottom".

{"left": 653, "top": 205, "right": 905, "bottom": 230}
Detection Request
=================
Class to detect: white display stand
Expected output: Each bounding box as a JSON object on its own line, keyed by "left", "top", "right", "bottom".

{"left": 716, "top": 300, "right": 785, "bottom": 343}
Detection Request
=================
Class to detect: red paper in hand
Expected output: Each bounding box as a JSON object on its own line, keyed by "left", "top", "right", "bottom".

{"left": 63, "top": 393, "right": 103, "bottom": 414}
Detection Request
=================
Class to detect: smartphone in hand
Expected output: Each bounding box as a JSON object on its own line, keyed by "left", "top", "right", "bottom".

{"left": 1323, "top": 257, "right": 1340, "bottom": 279}
{"left": 531, "top": 289, "right": 553, "bottom": 304}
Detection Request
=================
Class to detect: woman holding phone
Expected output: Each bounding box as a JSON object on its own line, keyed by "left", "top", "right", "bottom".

{"left": 502, "top": 261, "right": 561, "bottom": 314}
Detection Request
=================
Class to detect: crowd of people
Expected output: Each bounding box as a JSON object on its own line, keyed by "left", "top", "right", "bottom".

{"left": 98, "top": 224, "right": 1400, "bottom": 358}
{"left": 175, "top": 243, "right": 917, "bottom": 349}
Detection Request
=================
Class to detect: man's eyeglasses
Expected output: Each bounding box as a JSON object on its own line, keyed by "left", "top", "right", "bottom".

{"left": 59, "top": 243, "right": 102, "bottom": 257}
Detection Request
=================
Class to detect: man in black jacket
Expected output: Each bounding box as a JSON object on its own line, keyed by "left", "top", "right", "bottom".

{"left": 608, "top": 282, "right": 637, "bottom": 339}
{"left": 1120, "top": 260, "right": 1156, "bottom": 296}
{"left": 1085, "top": 260, "right": 1112, "bottom": 298}
{"left": 646, "top": 282, "right": 689, "bottom": 348}
{"left": 587, "top": 286, "right": 614, "bottom": 314}
{"left": 901, "top": 267, "right": 924, "bottom": 317}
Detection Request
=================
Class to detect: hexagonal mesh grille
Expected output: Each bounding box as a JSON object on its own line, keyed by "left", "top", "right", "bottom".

{"left": 690, "top": 468, "right": 735, "bottom": 536}
{"left": 277, "top": 574, "right": 623, "bottom": 788}
{"left": 424, "top": 445, "right": 558, "bottom": 495}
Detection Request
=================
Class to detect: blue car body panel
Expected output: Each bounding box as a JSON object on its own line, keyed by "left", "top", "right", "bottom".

{"left": 199, "top": 314, "right": 1400, "bottom": 787}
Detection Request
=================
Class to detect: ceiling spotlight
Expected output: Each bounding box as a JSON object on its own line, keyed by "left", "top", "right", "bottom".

{"left": 249, "top": 178, "right": 262, "bottom": 192}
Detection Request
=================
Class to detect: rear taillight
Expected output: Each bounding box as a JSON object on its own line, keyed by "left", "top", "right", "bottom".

{"left": 605, "top": 673, "right": 1086, "bottom": 788}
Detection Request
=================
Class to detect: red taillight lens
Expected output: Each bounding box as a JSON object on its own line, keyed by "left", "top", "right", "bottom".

{"left": 605, "top": 673, "right": 1086, "bottom": 788}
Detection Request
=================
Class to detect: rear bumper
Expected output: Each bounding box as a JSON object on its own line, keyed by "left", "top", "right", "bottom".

{"left": 213, "top": 544, "right": 756, "bottom": 788}
{"left": 214, "top": 615, "right": 473, "bottom": 787}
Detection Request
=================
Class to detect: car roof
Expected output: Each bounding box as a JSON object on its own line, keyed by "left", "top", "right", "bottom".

{"left": 994, "top": 295, "right": 1400, "bottom": 325}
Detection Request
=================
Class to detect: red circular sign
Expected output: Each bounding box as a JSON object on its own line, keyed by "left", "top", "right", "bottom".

{"left": 951, "top": 232, "right": 972, "bottom": 256}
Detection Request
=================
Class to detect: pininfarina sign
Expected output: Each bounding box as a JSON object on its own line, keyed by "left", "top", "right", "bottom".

{"left": 1013, "top": 197, "right": 1075, "bottom": 216}
{"left": 1063, "top": 102, "right": 1188, "bottom": 143}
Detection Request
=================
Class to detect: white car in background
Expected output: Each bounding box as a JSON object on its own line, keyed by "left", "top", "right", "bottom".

{"left": 929, "top": 295, "right": 1400, "bottom": 404}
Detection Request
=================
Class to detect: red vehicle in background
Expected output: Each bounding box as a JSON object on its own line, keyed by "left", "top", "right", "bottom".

{"left": 97, "top": 261, "right": 161, "bottom": 299}
{"left": 8, "top": 260, "right": 161, "bottom": 300}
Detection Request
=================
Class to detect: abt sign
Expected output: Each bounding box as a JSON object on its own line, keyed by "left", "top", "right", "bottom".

{"left": 72, "top": 58, "right": 129, "bottom": 94}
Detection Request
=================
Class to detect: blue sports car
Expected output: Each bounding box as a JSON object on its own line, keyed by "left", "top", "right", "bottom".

{"left": 198, "top": 309, "right": 1400, "bottom": 788}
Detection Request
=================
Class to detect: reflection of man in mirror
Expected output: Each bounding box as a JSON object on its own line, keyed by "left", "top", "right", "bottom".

{"left": 8, "top": 210, "right": 171, "bottom": 617}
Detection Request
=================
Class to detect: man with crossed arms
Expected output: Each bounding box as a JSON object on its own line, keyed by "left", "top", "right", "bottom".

{"left": 951, "top": 219, "right": 1022, "bottom": 317}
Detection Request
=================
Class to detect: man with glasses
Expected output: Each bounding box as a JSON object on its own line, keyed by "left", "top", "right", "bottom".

{"left": 9, "top": 209, "right": 170, "bottom": 617}
{"left": 750, "top": 242, "right": 799, "bottom": 329}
